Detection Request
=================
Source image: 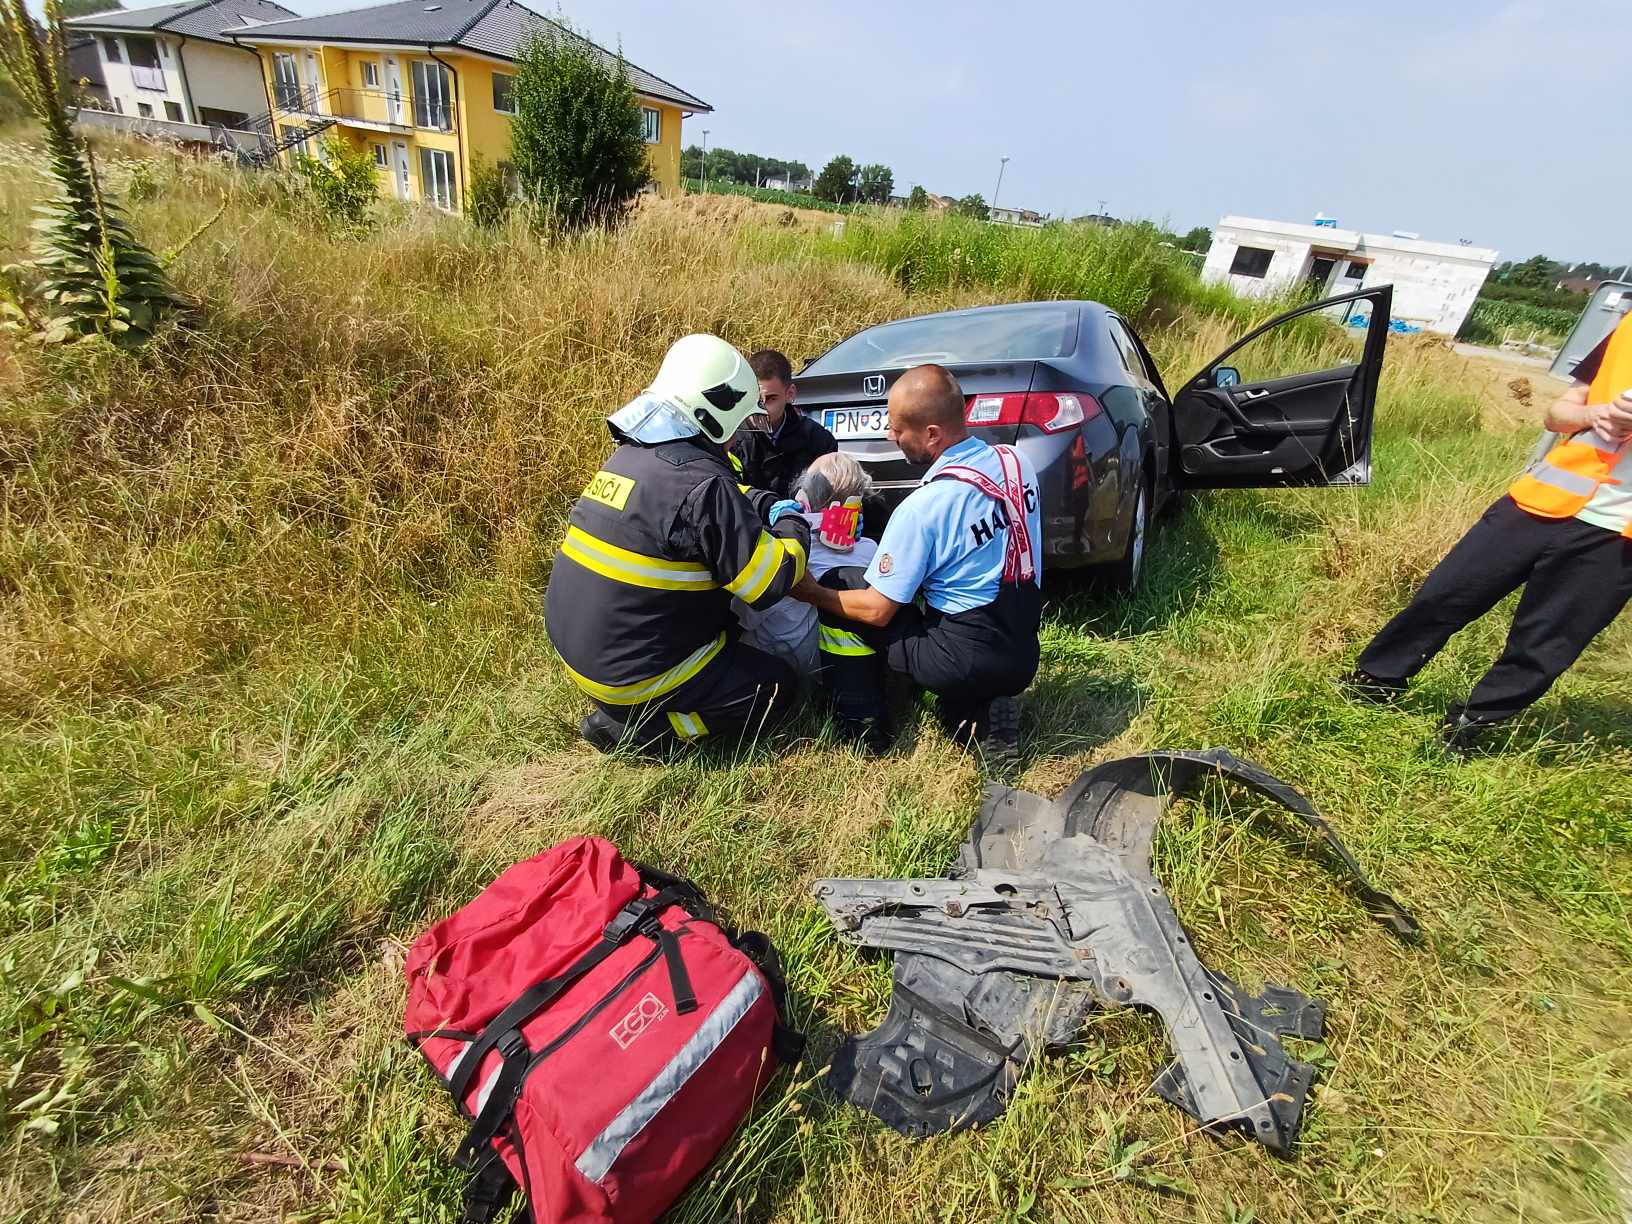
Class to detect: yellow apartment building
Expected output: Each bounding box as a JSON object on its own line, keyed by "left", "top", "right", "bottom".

{"left": 233, "top": 0, "right": 710, "bottom": 211}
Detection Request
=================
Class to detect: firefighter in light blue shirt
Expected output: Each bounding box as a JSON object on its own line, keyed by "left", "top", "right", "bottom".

{"left": 792, "top": 365, "right": 1043, "bottom": 762}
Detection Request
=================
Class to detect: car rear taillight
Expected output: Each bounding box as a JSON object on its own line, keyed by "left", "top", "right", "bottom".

{"left": 965, "top": 392, "right": 1101, "bottom": 433}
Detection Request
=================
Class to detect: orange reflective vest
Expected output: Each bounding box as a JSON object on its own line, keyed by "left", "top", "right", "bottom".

{"left": 1508, "top": 312, "right": 1632, "bottom": 537}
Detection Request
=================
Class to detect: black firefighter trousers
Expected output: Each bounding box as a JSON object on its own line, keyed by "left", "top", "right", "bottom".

{"left": 1357, "top": 497, "right": 1632, "bottom": 723}
{"left": 817, "top": 567, "right": 1041, "bottom": 735}
{"left": 592, "top": 637, "right": 797, "bottom": 750}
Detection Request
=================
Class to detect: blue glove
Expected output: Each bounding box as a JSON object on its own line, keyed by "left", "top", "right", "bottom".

{"left": 767, "top": 498, "right": 801, "bottom": 525}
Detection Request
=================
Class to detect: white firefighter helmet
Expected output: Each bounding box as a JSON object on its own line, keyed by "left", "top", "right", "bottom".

{"left": 646, "top": 334, "right": 764, "bottom": 444}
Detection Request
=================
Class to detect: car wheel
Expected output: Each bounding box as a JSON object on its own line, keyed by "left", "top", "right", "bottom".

{"left": 1109, "top": 478, "right": 1149, "bottom": 595}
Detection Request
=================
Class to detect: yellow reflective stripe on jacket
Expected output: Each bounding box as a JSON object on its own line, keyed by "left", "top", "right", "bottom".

{"left": 818, "top": 624, "right": 875, "bottom": 656}
{"left": 560, "top": 525, "right": 720, "bottom": 592}
{"left": 666, "top": 711, "right": 709, "bottom": 741}
{"left": 561, "top": 632, "right": 727, "bottom": 705}
{"left": 783, "top": 535, "right": 808, "bottom": 585}
{"left": 724, "top": 531, "right": 791, "bottom": 602}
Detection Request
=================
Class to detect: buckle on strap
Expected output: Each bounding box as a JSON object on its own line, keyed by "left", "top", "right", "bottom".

{"left": 603, "top": 898, "right": 656, "bottom": 944}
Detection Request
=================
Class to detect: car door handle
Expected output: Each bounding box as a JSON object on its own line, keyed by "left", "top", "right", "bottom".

{"left": 1236, "top": 388, "right": 1272, "bottom": 401}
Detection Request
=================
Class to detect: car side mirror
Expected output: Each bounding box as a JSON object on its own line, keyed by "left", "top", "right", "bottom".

{"left": 1212, "top": 366, "right": 1241, "bottom": 388}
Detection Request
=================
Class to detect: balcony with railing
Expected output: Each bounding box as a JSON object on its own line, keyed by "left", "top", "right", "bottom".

{"left": 270, "top": 86, "right": 454, "bottom": 134}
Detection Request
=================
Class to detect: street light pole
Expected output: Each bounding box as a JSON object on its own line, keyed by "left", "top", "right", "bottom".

{"left": 992, "top": 156, "right": 1009, "bottom": 210}
{"left": 701, "top": 129, "right": 710, "bottom": 192}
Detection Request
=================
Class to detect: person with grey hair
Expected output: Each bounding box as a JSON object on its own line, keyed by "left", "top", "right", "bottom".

{"left": 735, "top": 451, "right": 878, "bottom": 675}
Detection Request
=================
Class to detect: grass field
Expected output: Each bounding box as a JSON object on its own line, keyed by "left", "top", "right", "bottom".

{"left": 2, "top": 133, "right": 1630, "bottom": 1223}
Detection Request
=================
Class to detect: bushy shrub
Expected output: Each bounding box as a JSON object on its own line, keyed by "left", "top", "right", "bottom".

{"left": 466, "top": 157, "right": 511, "bottom": 230}
{"left": 508, "top": 25, "right": 649, "bottom": 231}
{"left": 293, "top": 137, "right": 378, "bottom": 230}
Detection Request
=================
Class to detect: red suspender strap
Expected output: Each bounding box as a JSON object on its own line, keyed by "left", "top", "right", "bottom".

{"left": 934, "top": 445, "right": 1035, "bottom": 584}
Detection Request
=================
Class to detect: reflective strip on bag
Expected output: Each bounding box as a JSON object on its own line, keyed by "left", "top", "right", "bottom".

{"left": 818, "top": 625, "right": 874, "bottom": 657}
{"left": 560, "top": 526, "right": 719, "bottom": 591}
{"left": 561, "top": 633, "right": 727, "bottom": 706}
{"left": 575, "top": 970, "right": 766, "bottom": 1184}
{"left": 666, "top": 710, "right": 708, "bottom": 741}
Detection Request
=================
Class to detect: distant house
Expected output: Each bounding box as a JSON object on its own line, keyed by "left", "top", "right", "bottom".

{"left": 1071, "top": 212, "right": 1119, "bottom": 228}
{"left": 990, "top": 204, "right": 1044, "bottom": 227}
{"left": 234, "top": 0, "right": 712, "bottom": 209}
{"left": 1201, "top": 215, "right": 1499, "bottom": 336}
{"left": 67, "top": 0, "right": 296, "bottom": 130}
{"left": 764, "top": 176, "right": 810, "bottom": 193}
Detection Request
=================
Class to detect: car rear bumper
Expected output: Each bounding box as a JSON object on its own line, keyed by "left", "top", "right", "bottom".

{"left": 848, "top": 432, "right": 1095, "bottom": 567}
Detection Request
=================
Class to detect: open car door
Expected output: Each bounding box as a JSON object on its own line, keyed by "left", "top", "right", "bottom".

{"left": 1171, "top": 285, "right": 1392, "bottom": 488}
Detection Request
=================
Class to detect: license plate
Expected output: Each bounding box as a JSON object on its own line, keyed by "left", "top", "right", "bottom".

{"left": 823, "top": 406, "right": 888, "bottom": 439}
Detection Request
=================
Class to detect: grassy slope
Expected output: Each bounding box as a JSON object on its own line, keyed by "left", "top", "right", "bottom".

{"left": 1, "top": 136, "right": 1629, "bottom": 1222}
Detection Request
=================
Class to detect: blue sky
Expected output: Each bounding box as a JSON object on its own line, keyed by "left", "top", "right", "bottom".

{"left": 92, "top": 0, "right": 1632, "bottom": 263}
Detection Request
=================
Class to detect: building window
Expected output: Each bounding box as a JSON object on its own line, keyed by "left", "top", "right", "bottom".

{"left": 361, "top": 60, "right": 380, "bottom": 88}
{"left": 158, "top": 40, "right": 169, "bottom": 59}
{"left": 102, "top": 36, "right": 122, "bottom": 63}
{"left": 1343, "top": 260, "right": 1368, "bottom": 281}
{"left": 411, "top": 59, "right": 452, "bottom": 130}
{"left": 419, "top": 146, "right": 456, "bottom": 209}
{"left": 641, "top": 105, "right": 659, "bottom": 144}
{"left": 137, "top": 102, "right": 153, "bottom": 117}
{"left": 1229, "top": 246, "right": 1274, "bottom": 279}
{"left": 164, "top": 101, "right": 182, "bottom": 121}
{"left": 112, "top": 96, "right": 124, "bottom": 113}
{"left": 492, "top": 71, "right": 515, "bottom": 114}
{"left": 372, "top": 142, "right": 387, "bottom": 167}
{"left": 273, "top": 52, "right": 302, "bottom": 109}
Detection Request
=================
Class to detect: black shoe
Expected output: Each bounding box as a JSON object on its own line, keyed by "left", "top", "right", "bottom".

{"left": 1438, "top": 704, "right": 1503, "bottom": 759}
{"left": 834, "top": 712, "right": 892, "bottom": 756}
{"left": 977, "top": 695, "right": 1021, "bottom": 771}
{"left": 1335, "top": 669, "right": 1407, "bottom": 706}
{"left": 579, "top": 710, "right": 628, "bottom": 754}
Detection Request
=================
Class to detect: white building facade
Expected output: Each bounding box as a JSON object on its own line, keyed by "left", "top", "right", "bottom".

{"left": 1201, "top": 216, "right": 1498, "bottom": 336}
{"left": 69, "top": 0, "right": 294, "bottom": 130}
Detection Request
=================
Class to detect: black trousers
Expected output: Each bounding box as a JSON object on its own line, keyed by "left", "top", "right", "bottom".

{"left": 593, "top": 638, "right": 796, "bottom": 747}
{"left": 1357, "top": 497, "right": 1632, "bottom": 722}
{"left": 818, "top": 567, "right": 1042, "bottom": 727}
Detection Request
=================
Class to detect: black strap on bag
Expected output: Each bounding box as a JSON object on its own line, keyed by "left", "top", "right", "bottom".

{"left": 461, "top": 1151, "right": 527, "bottom": 1224}
{"left": 733, "top": 929, "right": 805, "bottom": 1065}
{"left": 447, "top": 888, "right": 699, "bottom": 1171}
{"left": 637, "top": 864, "right": 806, "bottom": 1065}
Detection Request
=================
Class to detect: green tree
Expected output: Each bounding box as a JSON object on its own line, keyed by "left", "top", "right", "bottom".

{"left": 1504, "top": 254, "right": 1561, "bottom": 289}
{"left": 0, "top": 0, "right": 181, "bottom": 346}
{"left": 906, "top": 185, "right": 929, "bottom": 211}
{"left": 953, "top": 192, "right": 988, "bottom": 220}
{"left": 292, "top": 137, "right": 378, "bottom": 230}
{"left": 59, "top": 0, "right": 122, "bottom": 16}
{"left": 508, "top": 25, "right": 649, "bottom": 231}
{"left": 813, "top": 154, "right": 856, "bottom": 204}
{"left": 858, "top": 163, "right": 893, "bottom": 204}
{"left": 1180, "top": 225, "right": 1212, "bottom": 252}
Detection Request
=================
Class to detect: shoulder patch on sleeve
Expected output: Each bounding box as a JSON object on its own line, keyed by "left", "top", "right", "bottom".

{"left": 583, "top": 470, "right": 635, "bottom": 511}
{"left": 877, "top": 553, "right": 894, "bottom": 575}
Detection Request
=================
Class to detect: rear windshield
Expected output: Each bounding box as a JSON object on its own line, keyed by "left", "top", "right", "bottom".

{"left": 802, "top": 303, "right": 1079, "bottom": 375}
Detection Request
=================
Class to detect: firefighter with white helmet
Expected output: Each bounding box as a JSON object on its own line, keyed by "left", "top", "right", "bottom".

{"left": 545, "top": 335, "right": 812, "bottom": 752}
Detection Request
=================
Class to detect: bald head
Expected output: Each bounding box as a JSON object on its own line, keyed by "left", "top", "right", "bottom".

{"left": 889, "top": 364, "right": 968, "bottom": 431}
{"left": 885, "top": 364, "right": 969, "bottom": 465}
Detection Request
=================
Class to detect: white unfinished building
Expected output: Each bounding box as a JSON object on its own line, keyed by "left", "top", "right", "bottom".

{"left": 68, "top": 0, "right": 295, "bottom": 132}
{"left": 1201, "top": 216, "right": 1498, "bottom": 335}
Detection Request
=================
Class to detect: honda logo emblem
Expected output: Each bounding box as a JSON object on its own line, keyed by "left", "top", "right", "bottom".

{"left": 863, "top": 374, "right": 887, "bottom": 398}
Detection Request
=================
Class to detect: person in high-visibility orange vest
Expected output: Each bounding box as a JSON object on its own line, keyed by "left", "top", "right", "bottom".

{"left": 1339, "top": 310, "right": 1632, "bottom": 755}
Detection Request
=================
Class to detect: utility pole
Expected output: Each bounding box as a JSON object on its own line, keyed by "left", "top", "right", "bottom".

{"left": 701, "top": 129, "right": 710, "bottom": 192}
{"left": 992, "top": 155, "right": 1009, "bottom": 210}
